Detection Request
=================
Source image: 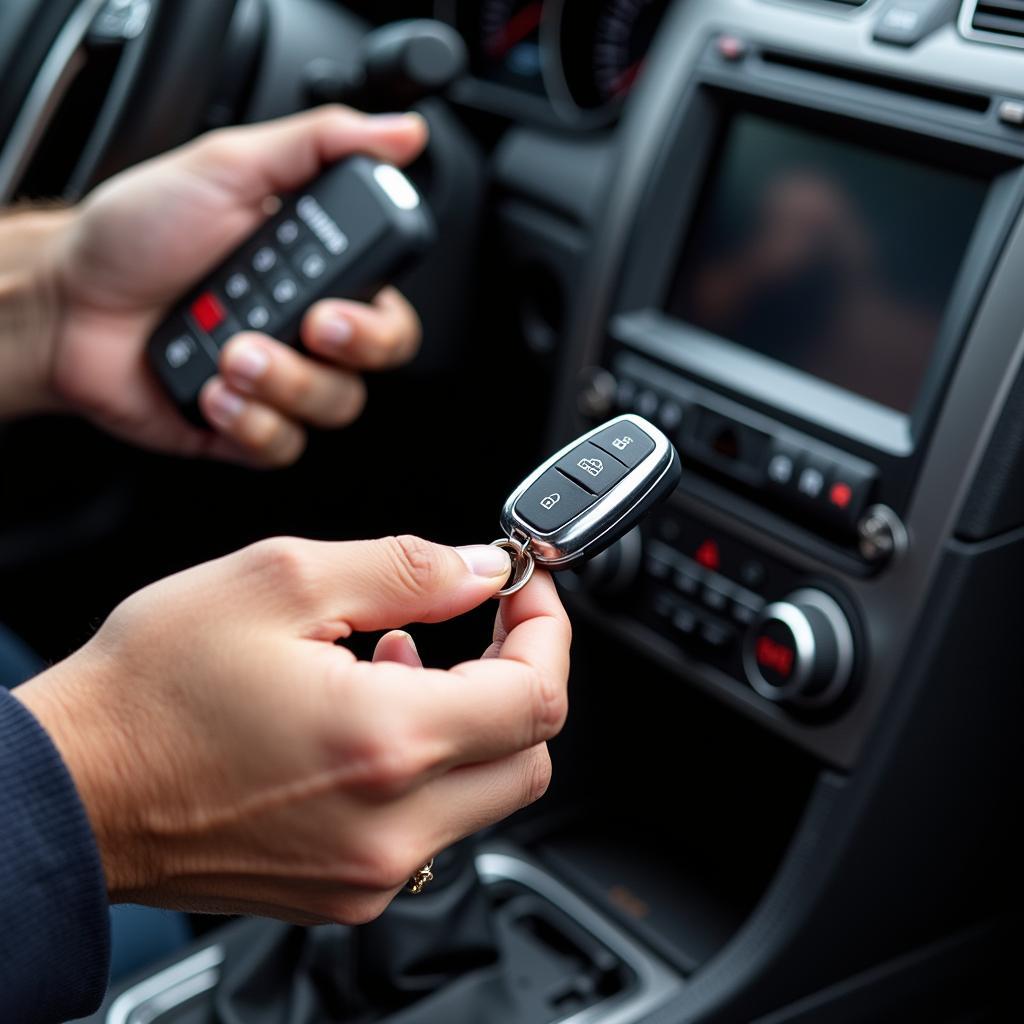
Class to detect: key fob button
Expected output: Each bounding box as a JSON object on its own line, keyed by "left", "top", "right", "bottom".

{"left": 295, "top": 246, "right": 327, "bottom": 281}
{"left": 555, "top": 442, "right": 629, "bottom": 496}
{"left": 590, "top": 422, "right": 656, "bottom": 468}
{"left": 252, "top": 246, "right": 279, "bottom": 274}
{"left": 224, "top": 272, "right": 252, "bottom": 300}
{"left": 270, "top": 276, "right": 299, "bottom": 306}
{"left": 516, "top": 470, "right": 596, "bottom": 534}
{"left": 276, "top": 219, "right": 301, "bottom": 246}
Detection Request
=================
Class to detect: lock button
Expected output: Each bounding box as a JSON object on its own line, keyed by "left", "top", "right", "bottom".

{"left": 555, "top": 442, "right": 630, "bottom": 496}
{"left": 516, "top": 469, "right": 597, "bottom": 534}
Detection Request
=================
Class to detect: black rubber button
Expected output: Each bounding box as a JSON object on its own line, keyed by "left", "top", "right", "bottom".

{"left": 590, "top": 422, "right": 655, "bottom": 468}
{"left": 516, "top": 469, "right": 596, "bottom": 534}
{"left": 555, "top": 442, "right": 629, "bottom": 495}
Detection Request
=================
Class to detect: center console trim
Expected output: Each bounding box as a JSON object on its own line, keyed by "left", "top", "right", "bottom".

{"left": 552, "top": 0, "right": 1024, "bottom": 767}
{"left": 102, "top": 847, "right": 683, "bottom": 1024}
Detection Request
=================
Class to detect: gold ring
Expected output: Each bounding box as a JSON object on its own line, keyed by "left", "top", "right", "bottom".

{"left": 406, "top": 859, "right": 434, "bottom": 895}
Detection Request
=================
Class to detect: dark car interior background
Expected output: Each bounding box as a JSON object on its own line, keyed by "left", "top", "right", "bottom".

{"left": 0, "top": 0, "right": 1021, "bottom": 1021}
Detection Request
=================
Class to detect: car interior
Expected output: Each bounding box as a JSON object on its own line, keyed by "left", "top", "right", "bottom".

{"left": 1, "top": 0, "right": 1022, "bottom": 1021}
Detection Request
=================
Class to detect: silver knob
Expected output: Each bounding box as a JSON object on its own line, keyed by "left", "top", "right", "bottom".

{"left": 857, "top": 504, "right": 907, "bottom": 565}
{"left": 743, "top": 589, "right": 855, "bottom": 709}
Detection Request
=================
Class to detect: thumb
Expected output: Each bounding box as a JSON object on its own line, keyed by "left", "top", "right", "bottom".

{"left": 314, "top": 535, "right": 511, "bottom": 635}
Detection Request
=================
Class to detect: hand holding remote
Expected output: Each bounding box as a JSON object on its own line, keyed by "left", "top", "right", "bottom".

{"left": 46, "top": 106, "right": 428, "bottom": 466}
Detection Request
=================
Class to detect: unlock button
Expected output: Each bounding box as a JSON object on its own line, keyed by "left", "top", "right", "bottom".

{"left": 555, "top": 442, "right": 629, "bottom": 496}
{"left": 516, "top": 469, "right": 596, "bottom": 534}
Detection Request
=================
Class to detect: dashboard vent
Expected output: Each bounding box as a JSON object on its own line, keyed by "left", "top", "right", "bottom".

{"left": 962, "top": 0, "right": 1024, "bottom": 46}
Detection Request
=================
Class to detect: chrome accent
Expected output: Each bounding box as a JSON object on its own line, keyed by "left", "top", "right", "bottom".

{"left": 475, "top": 847, "right": 684, "bottom": 1024}
{"left": 958, "top": 0, "right": 1024, "bottom": 50}
{"left": 106, "top": 943, "right": 225, "bottom": 1024}
{"left": 0, "top": 0, "right": 107, "bottom": 203}
{"left": 743, "top": 589, "right": 855, "bottom": 707}
{"left": 372, "top": 163, "right": 422, "bottom": 210}
{"left": 500, "top": 413, "right": 676, "bottom": 568}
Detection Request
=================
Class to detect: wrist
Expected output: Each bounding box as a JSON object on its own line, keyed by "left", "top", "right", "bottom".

{"left": 13, "top": 651, "right": 160, "bottom": 901}
{"left": 0, "top": 208, "right": 76, "bottom": 419}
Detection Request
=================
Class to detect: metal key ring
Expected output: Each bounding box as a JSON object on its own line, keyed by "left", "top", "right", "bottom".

{"left": 492, "top": 536, "right": 535, "bottom": 597}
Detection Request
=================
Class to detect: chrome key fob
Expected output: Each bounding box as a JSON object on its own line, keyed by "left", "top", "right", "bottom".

{"left": 496, "top": 414, "right": 680, "bottom": 593}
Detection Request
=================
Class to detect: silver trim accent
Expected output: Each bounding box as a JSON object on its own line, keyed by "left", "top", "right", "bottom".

{"left": 500, "top": 414, "right": 676, "bottom": 568}
{"left": 0, "top": 0, "right": 107, "bottom": 204}
{"left": 857, "top": 503, "right": 909, "bottom": 565}
{"left": 958, "top": 0, "right": 1024, "bottom": 50}
{"left": 475, "top": 847, "right": 684, "bottom": 1024}
{"left": 102, "top": 848, "right": 680, "bottom": 1024}
{"left": 372, "top": 163, "right": 422, "bottom": 211}
{"left": 743, "top": 589, "right": 855, "bottom": 708}
{"left": 106, "top": 943, "right": 225, "bottom": 1024}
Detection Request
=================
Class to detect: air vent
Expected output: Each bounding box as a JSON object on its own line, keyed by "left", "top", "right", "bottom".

{"left": 961, "top": 0, "right": 1024, "bottom": 47}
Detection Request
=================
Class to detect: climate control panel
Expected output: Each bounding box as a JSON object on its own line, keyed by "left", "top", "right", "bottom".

{"left": 632, "top": 508, "right": 861, "bottom": 713}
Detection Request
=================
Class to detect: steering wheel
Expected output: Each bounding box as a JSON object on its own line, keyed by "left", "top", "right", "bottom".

{"left": 0, "top": 0, "right": 239, "bottom": 203}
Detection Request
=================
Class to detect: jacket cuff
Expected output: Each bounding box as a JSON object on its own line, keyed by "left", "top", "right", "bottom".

{"left": 0, "top": 686, "right": 111, "bottom": 1022}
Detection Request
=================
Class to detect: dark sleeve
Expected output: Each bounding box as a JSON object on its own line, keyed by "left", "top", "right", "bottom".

{"left": 0, "top": 686, "right": 111, "bottom": 1023}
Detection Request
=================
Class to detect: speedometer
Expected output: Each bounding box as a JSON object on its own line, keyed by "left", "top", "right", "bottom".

{"left": 552, "top": 0, "right": 671, "bottom": 114}
{"left": 438, "top": 0, "right": 549, "bottom": 96}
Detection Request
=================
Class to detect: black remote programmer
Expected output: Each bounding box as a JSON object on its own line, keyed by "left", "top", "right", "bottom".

{"left": 147, "top": 156, "right": 435, "bottom": 423}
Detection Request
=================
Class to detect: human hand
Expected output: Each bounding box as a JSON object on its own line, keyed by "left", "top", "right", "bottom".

{"left": 46, "top": 106, "right": 427, "bottom": 465}
{"left": 14, "top": 536, "right": 570, "bottom": 924}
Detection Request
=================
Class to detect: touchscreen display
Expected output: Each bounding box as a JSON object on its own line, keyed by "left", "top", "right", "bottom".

{"left": 667, "top": 113, "right": 990, "bottom": 413}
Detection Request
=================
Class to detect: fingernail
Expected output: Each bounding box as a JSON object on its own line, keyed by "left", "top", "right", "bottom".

{"left": 319, "top": 315, "right": 353, "bottom": 353}
{"left": 456, "top": 545, "right": 512, "bottom": 579}
{"left": 204, "top": 383, "right": 246, "bottom": 429}
{"left": 227, "top": 343, "right": 269, "bottom": 390}
{"left": 372, "top": 112, "right": 426, "bottom": 131}
{"left": 396, "top": 631, "right": 418, "bottom": 657}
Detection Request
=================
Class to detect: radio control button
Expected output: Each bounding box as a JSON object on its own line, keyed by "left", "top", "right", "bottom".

{"left": 699, "top": 620, "right": 734, "bottom": 649}
{"left": 673, "top": 567, "right": 701, "bottom": 597}
{"left": 701, "top": 583, "right": 730, "bottom": 613}
{"left": 765, "top": 440, "right": 801, "bottom": 493}
{"left": 645, "top": 555, "right": 671, "bottom": 581}
{"left": 672, "top": 607, "right": 698, "bottom": 637}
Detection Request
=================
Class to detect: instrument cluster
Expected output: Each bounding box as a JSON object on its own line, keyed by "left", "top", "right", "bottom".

{"left": 435, "top": 0, "right": 672, "bottom": 127}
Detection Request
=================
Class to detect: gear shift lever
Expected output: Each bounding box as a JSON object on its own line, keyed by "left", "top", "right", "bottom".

{"left": 214, "top": 841, "right": 499, "bottom": 1024}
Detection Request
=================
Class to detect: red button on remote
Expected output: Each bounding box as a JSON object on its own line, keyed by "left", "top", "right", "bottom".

{"left": 191, "top": 293, "right": 226, "bottom": 333}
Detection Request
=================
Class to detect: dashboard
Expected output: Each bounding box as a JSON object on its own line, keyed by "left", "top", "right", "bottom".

{"left": 434, "top": 0, "right": 672, "bottom": 127}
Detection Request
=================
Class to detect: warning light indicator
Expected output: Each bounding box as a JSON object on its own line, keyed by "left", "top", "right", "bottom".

{"left": 695, "top": 539, "right": 720, "bottom": 571}
{"left": 829, "top": 482, "right": 853, "bottom": 510}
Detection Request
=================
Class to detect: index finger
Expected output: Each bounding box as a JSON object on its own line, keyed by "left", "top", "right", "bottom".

{"left": 193, "top": 106, "right": 429, "bottom": 202}
{"left": 342, "top": 573, "right": 571, "bottom": 778}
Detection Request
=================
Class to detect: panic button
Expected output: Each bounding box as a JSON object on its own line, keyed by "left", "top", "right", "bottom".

{"left": 190, "top": 293, "right": 227, "bottom": 334}
{"left": 590, "top": 422, "right": 655, "bottom": 469}
{"left": 753, "top": 623, "right": 798, "bottom": 687}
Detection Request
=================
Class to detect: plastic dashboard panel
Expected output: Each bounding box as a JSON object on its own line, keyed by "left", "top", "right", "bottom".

{"left": 544, "top": 0, "right": 1024, "bottom": 770}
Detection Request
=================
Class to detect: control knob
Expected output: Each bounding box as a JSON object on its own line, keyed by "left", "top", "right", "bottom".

{"left": 743, "top": 588, "right": 855, "bottom": 708}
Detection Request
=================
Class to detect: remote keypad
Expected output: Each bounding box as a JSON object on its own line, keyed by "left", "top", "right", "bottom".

{"left": 148, "top": 156, "right": 435, "bottom": 423}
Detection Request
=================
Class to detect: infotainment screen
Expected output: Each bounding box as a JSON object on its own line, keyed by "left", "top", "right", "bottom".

{"left": 666, "top": 112, "right": 990, "bottom": 413}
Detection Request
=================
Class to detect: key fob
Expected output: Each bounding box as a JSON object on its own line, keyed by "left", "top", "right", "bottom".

{"left": 147, "top": 156, "right": 435, "bottom": 425}
{"left": 500, "top": 414, "right": 681, "bottom": 572}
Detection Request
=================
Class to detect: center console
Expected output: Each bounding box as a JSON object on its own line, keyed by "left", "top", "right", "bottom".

{"left": 562, "top": 8, "right": 1024, "bottom": 767}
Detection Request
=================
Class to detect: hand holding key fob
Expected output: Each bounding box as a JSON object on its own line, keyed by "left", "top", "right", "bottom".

{"left": 494, "top": 415, "right": 681, "bottom": 594}
{"left": 147, "top": 156, "right": 435, "bottom": 424}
